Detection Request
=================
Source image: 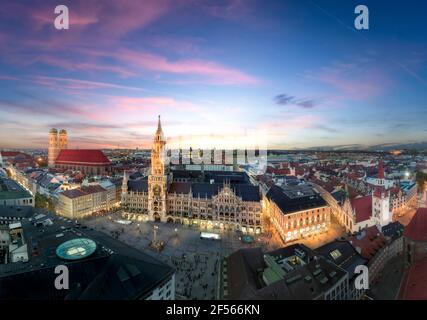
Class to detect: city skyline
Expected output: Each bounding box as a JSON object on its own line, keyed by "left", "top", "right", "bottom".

{"left": 1, "top": 0, "right": 427, "bottom": 150}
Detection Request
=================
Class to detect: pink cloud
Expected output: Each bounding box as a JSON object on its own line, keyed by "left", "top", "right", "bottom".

{"left": 32, "top": 76, "right": 144, "bottom": 91}
{"left": 112, "top": 96, "right": 199, "bottom": 112}
{"left": 111, "top": 49, "right": 260, "bottom": 85}
{"left": 30, "top": 5, "right": 99, "bottom": 29}
{"left": 0, "top": 0, "right": 178, "bottom": 53}
{"left": 305, "top": 60, "right": 391, "bottom": 99}
{"left": 18, "top": 0, "right": 174, "bottom": 36}
{"left": 0, "top": 2, "right": 261, "bottom": 86}
{"left": 0, "top": 75, "right": 20, "bottom": 81}
{"left": 116, "top": 96, "right": 177, "bottom": 109}
{"left": 33, "top": 56, "right": 136, "bottom": 77}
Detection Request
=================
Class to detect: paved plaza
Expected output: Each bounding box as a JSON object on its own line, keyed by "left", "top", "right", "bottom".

{"left": 82, "top": 212, "right": 347, "bottom": 299}
{"left": 82, "top": 212, "right": 280, "bottom": 300}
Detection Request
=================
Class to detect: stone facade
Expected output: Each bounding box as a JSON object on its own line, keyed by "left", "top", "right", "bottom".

{"left": 121, "top": 117, "right": 262, "bottom": 233}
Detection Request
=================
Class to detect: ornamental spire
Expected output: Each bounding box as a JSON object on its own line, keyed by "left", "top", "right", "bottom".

{"left": 157, "top": 115, "right": 162, "bottom": 132}
{"left": 378, "top": 160, "right": 385, "bottom": 180}
{"left": 154, "top": 115, "right": 165, "bottom": 142}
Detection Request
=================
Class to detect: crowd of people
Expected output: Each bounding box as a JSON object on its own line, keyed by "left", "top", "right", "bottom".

{"left": 171, "top": 252, "right": 220, "bottom": 300}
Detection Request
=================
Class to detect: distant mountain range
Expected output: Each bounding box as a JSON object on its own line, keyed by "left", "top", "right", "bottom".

{"left": 301, "top": 141, "right": 427, "bottom": 152}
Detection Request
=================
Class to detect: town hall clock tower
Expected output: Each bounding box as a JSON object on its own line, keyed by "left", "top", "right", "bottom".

{"left": 148, "top": 116, "right": 171, "bottom": 222}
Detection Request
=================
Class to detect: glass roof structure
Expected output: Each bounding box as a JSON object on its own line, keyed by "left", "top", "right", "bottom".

{"left": 56, "top": 238, "right": 97, "bottom": 261}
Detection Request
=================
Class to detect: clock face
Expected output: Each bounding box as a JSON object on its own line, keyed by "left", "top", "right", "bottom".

{"left": 153, "top": 185, "right": 161, "bottom": 196}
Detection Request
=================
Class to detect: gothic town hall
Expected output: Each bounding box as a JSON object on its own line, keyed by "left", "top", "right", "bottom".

{"left": 121, "top": 117, "right": 262, "bottom": 234}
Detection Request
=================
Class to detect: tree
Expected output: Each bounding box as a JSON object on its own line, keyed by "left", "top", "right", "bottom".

{"left": 35, "top": 193, "right": 56, "bottom": 213}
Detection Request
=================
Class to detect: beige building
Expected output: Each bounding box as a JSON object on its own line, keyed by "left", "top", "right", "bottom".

{"left": 57, "top": 185, "right": 107, "bottom": 219}
{"left": 121, "top": 116, "right": 262, "bottom": 233}
{"left": 265, "top": 185, "right": 331, "bottom": 242}
{"left": 48, "top": 128, "right": 68, "bottom": 167}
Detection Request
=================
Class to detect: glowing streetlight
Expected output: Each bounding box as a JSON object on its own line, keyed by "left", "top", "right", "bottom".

{"left": 153, "top": 225, "right": 159, "bottom": 243}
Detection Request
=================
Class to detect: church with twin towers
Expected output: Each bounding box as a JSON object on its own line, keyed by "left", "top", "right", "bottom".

{"left": 48, "top": 128, "right": 68, "bottom": 167}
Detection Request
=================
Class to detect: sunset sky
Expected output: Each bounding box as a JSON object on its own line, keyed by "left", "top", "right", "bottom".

{"left": 0, "top": 0, "right": 426, "bottom": 150}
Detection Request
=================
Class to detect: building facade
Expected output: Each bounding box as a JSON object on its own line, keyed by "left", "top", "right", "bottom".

{"left": 265, "top": 185, "right": 331, "bottom": 243}
{"left": 57, "top": 185, "right": 107, "bottom": 219}
{"left": 121, "top": 117, "right": 262, "bottom": 233}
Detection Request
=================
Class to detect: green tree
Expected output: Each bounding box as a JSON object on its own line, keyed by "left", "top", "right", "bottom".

{"left": 35, "top": 193, "right": 56, "bottom": 213}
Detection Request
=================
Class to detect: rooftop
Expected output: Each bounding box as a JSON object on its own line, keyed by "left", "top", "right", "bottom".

{"left": 266, "top": 185, "right": 327, "bottom": 215}
{"left": 0, "top": 178, "right": 32, "bottom": 200}
{"left": 315, "top": 240, "right": 367, "bottom": 279}
{"left": 381, "top": 221, "right": 404, "bottom": 241}
{"left": 127, "top": 170, "right": 260, "bottom": 202}
{"left": 347, "top": 226, "right": 386, "bottom": 260}
{"left": 61, "top": 185, "right": 106, "bottom": 199}
{"left": 0, "top": 212, "right": 175, "bottom": 300}
{"left": 404, "top": 208, "right": 427, "bottom": 242}
{"left": 225, "top": 245, "right": 348, "bottom": 300}
{"left": 0, "top": 206, "right": 34, "bottom": 219}
{"left": 55, "top": 149, "right": 111, "bottom": 166}
{"left": 350, "top": 195, "right": 372, "bottom": 223}
{"left": 56, "top": 238, "right": 97, "bottom": 261}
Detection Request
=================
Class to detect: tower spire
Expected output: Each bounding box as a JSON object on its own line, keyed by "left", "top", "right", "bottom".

{"left": 378, "top": 160, "right": 385, "bottom": 180}
{"left": 154, "top": 115, "right": 165, "bottom": 142}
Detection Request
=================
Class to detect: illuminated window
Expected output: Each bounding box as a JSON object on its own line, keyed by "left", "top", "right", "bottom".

{"left": 330, "top": 249, "right": 342, "bottom": 260}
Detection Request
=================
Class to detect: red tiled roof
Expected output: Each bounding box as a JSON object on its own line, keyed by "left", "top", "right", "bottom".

{"left": 389, "top": 186, "right": 401, "bottom": 196}
{"left": 55, "top": 149, "right": 111, "bottom": 166}
{"left": 400, "top": 258, "right": 427, "bottom": 300}
{"left": 61, "top": 185, "right": 106, "bottom": 199}
{"left": 1, "top": 151, "right": 21, "bottom": 157}
{"left": 274, "top": 168, "right": 291, "bottom": 175}
{"left": 350, "top": 195, "right": 372, "bottom": 223}
{"left": 348, "top": 226, "right": 386, "bottom": 260}
{"left": 404, "top": 208, "right": 427, "bottom": 242}
{"left": 373, "top": 186, "right": 387, "bottom": 198}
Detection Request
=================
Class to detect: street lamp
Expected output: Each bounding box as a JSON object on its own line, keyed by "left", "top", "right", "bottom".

{"left": 153, "top": 225, "right": 159, "bottom": 243}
